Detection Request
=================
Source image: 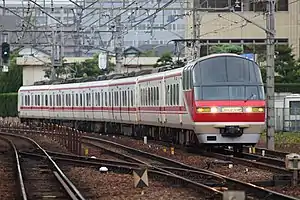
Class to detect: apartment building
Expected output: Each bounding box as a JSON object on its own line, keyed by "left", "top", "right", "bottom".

{"left": 185, "top": 0, "right": 300, "bottom": 57}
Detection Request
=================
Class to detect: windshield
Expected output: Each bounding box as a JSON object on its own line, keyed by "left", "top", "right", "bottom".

{"left": 194, "top": 86, "right": 265, "bottom": 100}
{"left": 193, "top": 56, "right": 263, "bottom": 85}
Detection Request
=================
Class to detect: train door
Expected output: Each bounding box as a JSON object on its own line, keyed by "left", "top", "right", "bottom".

{"left": 71, "top": 91, "right": 74, "bottom": 121}
{"left": 100, "top": 89, "right": 104, "bottom": 121}
{"left": 161, "top": 78, "right": 166, "bottom": 124}
{"left": 91, "top": 89, "right": 95, "bottom": 120}
{"left": 61, "top": 91, "right": 65, "bottom": 119}
{"left": 49, "top": 92, "right": 53, "bottom": 120}
{"left": 126, "top": 88, "right": 130, "bottom": 122}
{"left": 136, "top": 83, "right": 141, "bottom": 123}
{"left": 119, "top": 87, "right": 122, "bottom": 121}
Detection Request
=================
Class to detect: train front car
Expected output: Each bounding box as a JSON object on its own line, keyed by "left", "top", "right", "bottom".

{"left": 184, "top": 53, "right": 265, "bottom": 151}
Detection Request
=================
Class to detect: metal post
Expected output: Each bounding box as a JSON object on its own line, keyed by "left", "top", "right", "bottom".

{"left": 266, "top": 0, "right": 276, "bottom": 150}
{"left": 192, "top": 0, "right": 202, "bottom": 59}
{"left": 114, "top": 15, "right": 123, "bottom": 73}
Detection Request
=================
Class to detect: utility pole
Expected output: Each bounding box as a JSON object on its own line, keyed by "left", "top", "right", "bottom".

{"left": 191, "top": 0, "right": 203, "bottom": 59}
{"left": 191, "top": 0, "right": 197, "bottom": 59}
{"left": 114, "top": 15, "right": 123, "bottom": 73}
{"left": 266, "top": 0, "right": 276, "bottom": 150}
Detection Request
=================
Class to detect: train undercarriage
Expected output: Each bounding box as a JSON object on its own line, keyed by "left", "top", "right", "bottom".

{"left": 19, "top": 117, "right": 253, "bottom": 155}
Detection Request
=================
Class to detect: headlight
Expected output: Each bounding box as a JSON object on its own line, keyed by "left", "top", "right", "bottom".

{"left": 252, "top": 107, "right": 264, "bottom": 112}
{"left": 196, "top": 107, "right": 218, "bottom": 113}
{"left": 210, "top": 107, "right": 218, "bottom": 113}
{"left": 246, "top": 107, "right": 252, "bottom": 112}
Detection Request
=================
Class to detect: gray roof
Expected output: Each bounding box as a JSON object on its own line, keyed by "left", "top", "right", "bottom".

{"left": 137, "top": 44, "right": 185, "bottom": 57}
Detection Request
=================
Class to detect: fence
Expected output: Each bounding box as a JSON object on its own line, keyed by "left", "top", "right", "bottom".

{"left": 275, "top": 108, "right": 300, "bottom": 132}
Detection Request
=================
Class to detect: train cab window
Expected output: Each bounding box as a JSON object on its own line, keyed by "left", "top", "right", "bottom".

{"left": 199, "top": 57, "right": 227, "bottom": 83}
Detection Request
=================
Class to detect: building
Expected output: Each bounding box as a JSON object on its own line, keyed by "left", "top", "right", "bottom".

{"left": 185, "top": 0, "right": 300, "bottom": 57}
{"left": 0, "top": 0, "right": 186, "bottom": 57}
{"left": 17, "top": 47, "right": 180, "bottom": 85}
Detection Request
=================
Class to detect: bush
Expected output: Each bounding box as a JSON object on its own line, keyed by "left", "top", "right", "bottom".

{"left": 0, "top": 93, "right": 18, "bottom": 117}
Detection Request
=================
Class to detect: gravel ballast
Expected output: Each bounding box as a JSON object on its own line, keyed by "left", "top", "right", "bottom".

{"left": 66, "top": 167, "right": 204, "bottom": 200}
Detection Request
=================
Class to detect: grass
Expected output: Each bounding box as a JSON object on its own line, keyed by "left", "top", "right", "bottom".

{"left": 258, "top": 132, "right": 300, "bottom": 152}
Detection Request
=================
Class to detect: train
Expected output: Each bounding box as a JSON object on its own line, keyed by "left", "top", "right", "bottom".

{"left": 18, "top": 53, "right": 266, "bottom": 151}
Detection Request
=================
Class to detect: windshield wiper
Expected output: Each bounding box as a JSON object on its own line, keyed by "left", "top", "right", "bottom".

{"left": 244, "top": 93, "right": 256, "bottom": 102}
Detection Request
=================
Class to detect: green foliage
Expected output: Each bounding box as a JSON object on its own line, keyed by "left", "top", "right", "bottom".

{"left": 259, "top": 45, "right": 300, "bottom": 83}
{"left": 259, "top": 132, "right": 300, "bottom": 152}
{"left": 274, "top": 45, "right": 300, "bottom": 83}
{"left": 44, "top": 53, "right": 115, "bottom": 79}
{"left": 0, "top": 51, "right": 23, "bottom": 93}
{"left": 155, "top": 52, "right": 173, "bottom": 68}
{"left": 209, "top": 44, "right": 243, "bottom": 54}
{"left": 270, "top": 83, "right": 300, "bottom": 93}
{"left": 0, "top": 93, "right": 18, "bottom": 117}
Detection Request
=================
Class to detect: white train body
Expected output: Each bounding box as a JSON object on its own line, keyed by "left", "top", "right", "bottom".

{"left": 18, "top": 53, "right": 266, "bottom": 147}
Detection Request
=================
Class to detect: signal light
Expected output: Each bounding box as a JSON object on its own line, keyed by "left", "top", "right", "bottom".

{"left": 1, "top": 42, "right": 10, "bottom": 64}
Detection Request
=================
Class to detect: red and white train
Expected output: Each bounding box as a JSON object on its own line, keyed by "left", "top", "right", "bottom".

{"left": 18, "top": 53, "right": 266, "bottom": 150}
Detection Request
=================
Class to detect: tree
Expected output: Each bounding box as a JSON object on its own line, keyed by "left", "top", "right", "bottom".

{"left": 44, "top": 53, "right": 115, "bottom": 79}
{"left": 209, "top": 44, "right": 243, "bottom": 54}
{"left": 0, "top": 51, "right": 23, "bottom": 93}
{"left": 259, "top": 45, "right": 300, "bottom": 83}
{"left": 155, "top": 52, "right": 173, "bottom": 67}
{"left": 274, "top": 45, "right": 300, "bottom": 83}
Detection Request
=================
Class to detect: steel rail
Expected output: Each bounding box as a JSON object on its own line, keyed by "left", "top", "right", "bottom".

{"left": 82, "top": 135, "right": 299, "bottom": 200}
{"left": 243, "top": 146, "right": 288, "bottom": 158}
{"left": 0, "top": 132, "right": 86, "bottom": 200}
{"left": 0, "top": 136, "right": 28, "bottom": 200}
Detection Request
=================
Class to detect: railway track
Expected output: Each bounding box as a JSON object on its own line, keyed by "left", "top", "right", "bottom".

{"left": 1, "top": 126, "right": 299, "bottom": 200}
{"left": 243, "top": 146, "right": 288, "bottom": 159}
{"left": 81, "top": 135, "right": 299, "bottom": 200}
{"left": 203, "top": 149, "right": 289, "bottom": 174}
{"left": 0, "top": 133, "right": 85, "bottom": 200}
